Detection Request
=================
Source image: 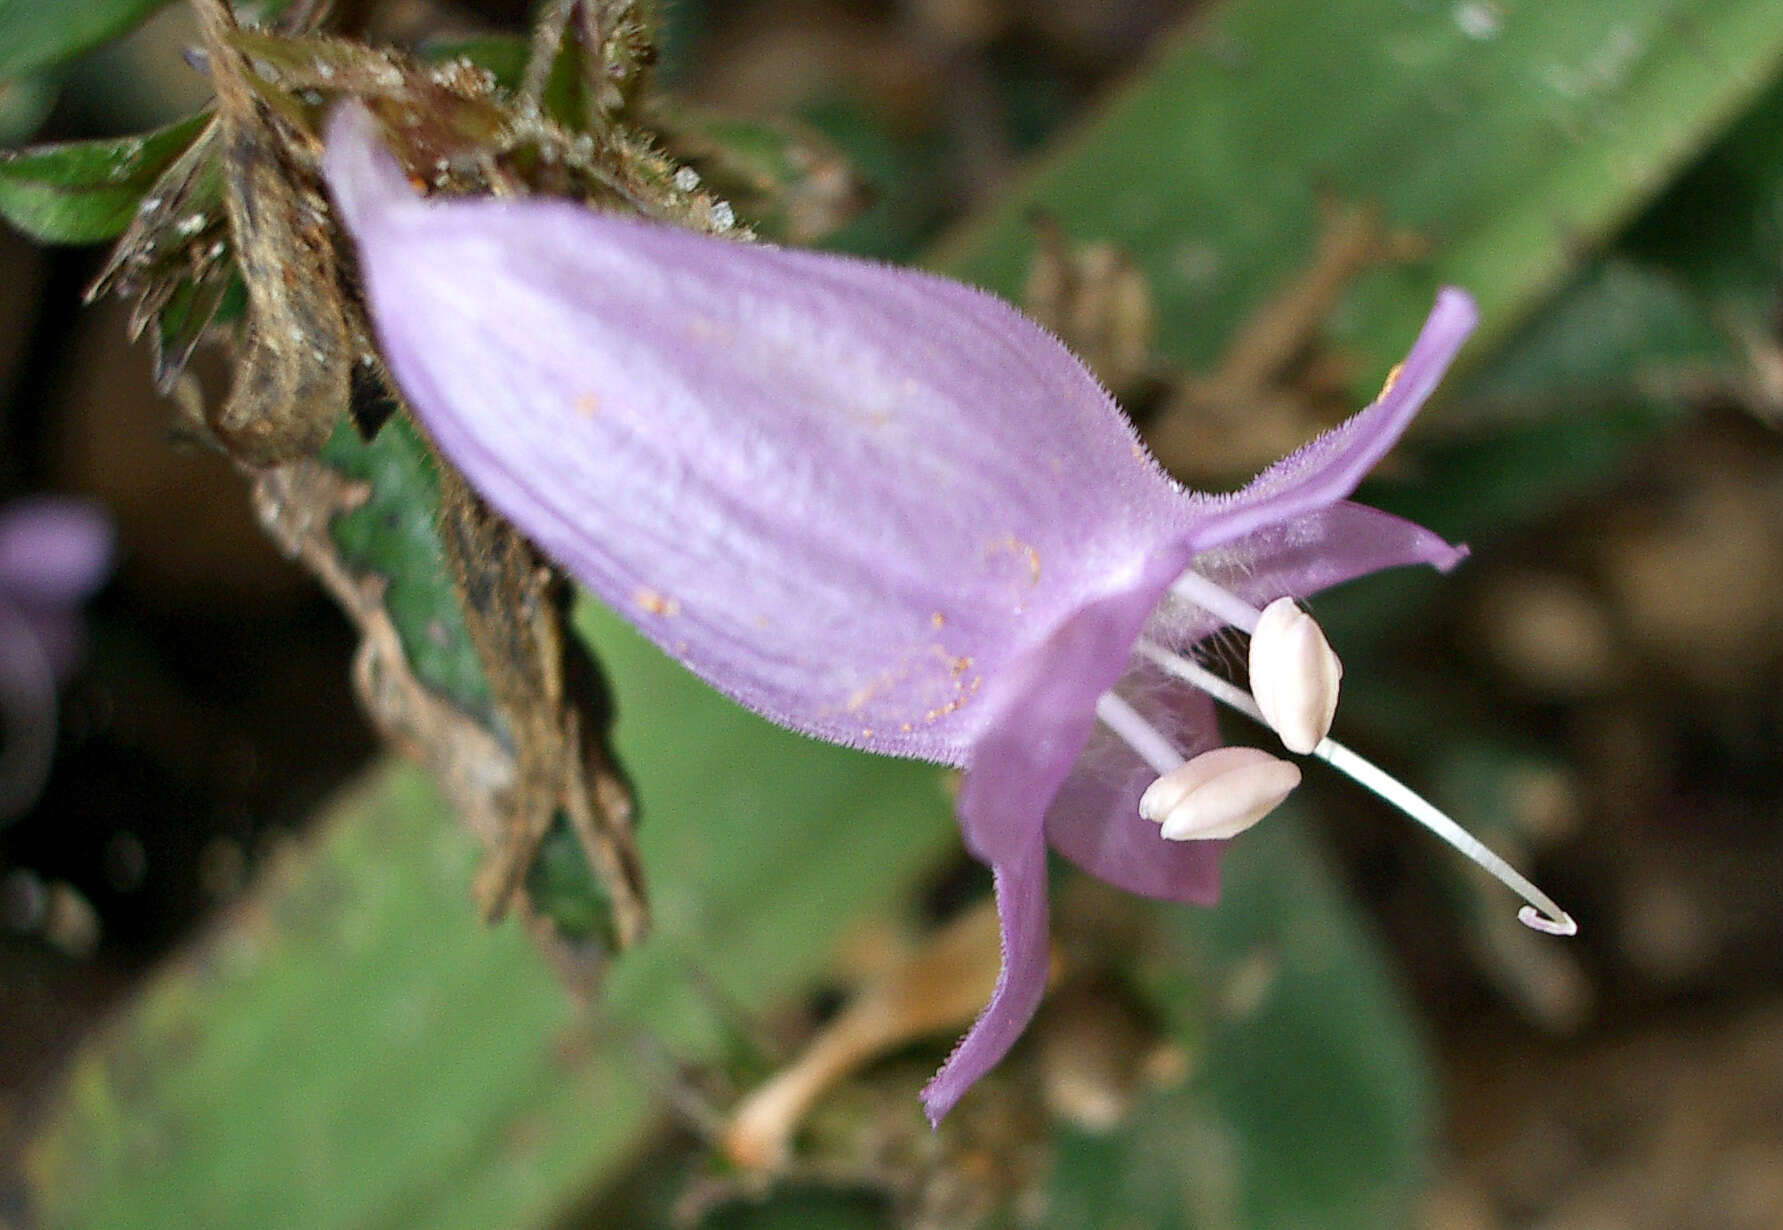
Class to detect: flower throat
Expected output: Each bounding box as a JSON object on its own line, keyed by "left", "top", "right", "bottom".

{"left": 1098, "top": 566, "right": 1576, "bottom": 936}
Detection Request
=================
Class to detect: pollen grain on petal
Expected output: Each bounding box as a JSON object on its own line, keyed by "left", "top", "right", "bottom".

{"left": 1378, "top": 362, "right": 1405, "bottom": 399}
{"left": 634, "top": 586, "right": 680, "bottom": 616}
{"left": 574, "top": 392, "right": 601, "bottom": 418}
{"left": 984, "top": 533, "right": 1042, "bottom": 589}
{"left": 924, "top": 672, "right": 982, "bottom": 724}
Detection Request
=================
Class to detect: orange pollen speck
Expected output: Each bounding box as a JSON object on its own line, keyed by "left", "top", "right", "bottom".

{"left": 985, "top": 534, "right": 1042, "bottom": 586}
{"left": 930, "top": 612, "right": 946, "bottom": 629}
{"left": 1379, "top": 362, "right": 1405, "bottom": 399}
{"left": 575, "top": 392, "right": 601, "bottom": 418}
{"left": 635, "top": 587, "right": 679, "bottom": 616}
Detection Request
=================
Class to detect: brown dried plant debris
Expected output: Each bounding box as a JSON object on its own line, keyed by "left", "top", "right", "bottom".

{"left": 85, "top": 0, "right": 686, "bottom": 976}
{"left": 1151, "top": 200, "right": 1426, "bottom": 484}
{"left": 434, "top": 467, "right": 647, "bottom": 946}
{"left": 190, "top": 0, "right": 353, "bottom": 464}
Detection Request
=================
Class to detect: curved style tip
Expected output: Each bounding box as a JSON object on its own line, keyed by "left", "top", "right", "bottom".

{"left": 1518, "top": 905, "right": 1579, "bottom": 937}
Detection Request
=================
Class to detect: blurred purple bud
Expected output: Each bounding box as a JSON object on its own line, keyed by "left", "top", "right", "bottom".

{"left": 0, "top": 496, "right": 113, "bottom": 821}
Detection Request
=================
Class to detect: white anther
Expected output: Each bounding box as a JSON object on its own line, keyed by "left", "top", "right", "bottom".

{"left": 1139, "top": 746, "right": 1302, "bottom": 842}
{"left": 1248, "top": 597, "right": 1343, "bottom": 755}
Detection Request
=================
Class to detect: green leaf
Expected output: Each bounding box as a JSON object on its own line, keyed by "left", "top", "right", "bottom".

{"left": 1625, "top": 73, "right": 1783, "bottom": 312}
{"left": 1456, "top": 259, "right": 1734, "bottom": 414}
{"left": 694, "top": 1192, "right": 889, "bottom": 1230}
{"left": 0, "top": 0, "right": 176, "bottom": 81}
{"left": 0, "top": 112, "right": 208, "bottom": 244}
{"left": 1331, "top": 259, "right": 1705, "bottom": 543}
{"left": 318, "top": 415, "right": 498, "bottom": 723}
{"left": 23, "top": 606, "right": 956, "bottom": 1230}
{"left": 801, "top": 95, "right": 950, "bottom": 260}
{"left": 524, "top": 813, "right": 614, "bottom": 942}
{"left": 418, "top": 33, "right": 530, "bottom": 92}
{"left": 0, "top": 73, "right": 56, "bottom": 144}
{"left": 1047, "top": 818, "right": 1431, "bottom": 1229}
{"left": 152, "top": 271, "right": 245, "bottom": 390}
{"left": 1356, "top": 260, "right": 1712, "bottom": 543}
{"left": 933, "top": 0, "right": 1783, "bottom": 388}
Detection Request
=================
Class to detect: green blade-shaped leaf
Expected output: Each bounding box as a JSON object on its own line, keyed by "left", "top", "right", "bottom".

{"left": 934, "top": 0, "right": 1783, "bottom": 386}
{"left": 0, "top": 0, "right": 176, "bottom": 82}
{"left": 0, "top": 113, "right": 208, "bottom": 243}
{"left": 23, "top": 606, "right": 956, "bottom": 1230}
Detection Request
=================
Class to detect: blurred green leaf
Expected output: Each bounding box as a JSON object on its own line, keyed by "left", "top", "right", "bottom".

{"left": 24, "top": 606, "right": 956, "bottom": 1230}
{"left": 1048, "top": 818, "right": 1430, "bottom": 1228}
{"left": 1457, "top": 259, "right": 1734, "bottom": 414}
{"left": 1624, "top": 72, "right": 1783, "bottom": 313}
{"left": 0, "top": 73, "right": 56, "bottom": 143}
{"left": 0, "top": 0, "right": 175, "bottom": 81}
{"left": 1179, "top": 820, "right": 1429, "bottom": 1227}
{"left": 525, "top": 814, "right": 615, "bottom": 943}
{"left": 694, "top": 1192, "right": 890, "bottom": 1230}
{"left": 1358, "top": 260, "right": 1706, "bottom": 541}
{"left": 419, "top": 33, "right": 529, "bottom": 91}
{"left": 801, "top": 94, "right": 951, "bottom": 260}
{"left": 319, "top": 415, "right": 498, "bottom": 724}
{"left": 0, "top": 112, "right": 207, "bottom": 243}
{"left": 934, "top": 0, "right": 1783, "bottom": 387}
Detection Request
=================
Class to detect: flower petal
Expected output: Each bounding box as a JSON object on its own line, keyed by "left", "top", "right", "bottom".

{"left": 919, "top": 836, "right": 1049, "bottom": 1125}
{"left": 930, "top": 556, "right": 1182, "bottom": 1119}
{"left": 1184, "top": 289, "right": 1478, "bottom": 555}
{"left": 0, "top": 498, "right": 114, "bottom": 610}
{"left": 1198, "top": 500, "right": 1466, "bottom": 611}
{"left": 951, "top": 552, "right": 1186, "bottom": 865}
{"left": 322, "top": 103, "right": 1190, "bottom": 765}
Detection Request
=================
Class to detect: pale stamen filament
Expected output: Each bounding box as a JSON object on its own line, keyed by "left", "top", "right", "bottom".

{"left": 1131, "top": 638, "right": 1578, "bottom": 938}
{"left": 1170, "top": 570, "right": 1263, "bottom": 634}
{"left": 1093, "top": 691, "right": 1185, "bottom": 776}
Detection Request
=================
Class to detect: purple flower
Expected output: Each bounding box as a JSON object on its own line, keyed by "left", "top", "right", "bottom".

{"left": 321, "top": 102, "right": 1570, "bottom": 1124}
{"left": 0, "top": 497, "right": 113, "bottom": 821}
